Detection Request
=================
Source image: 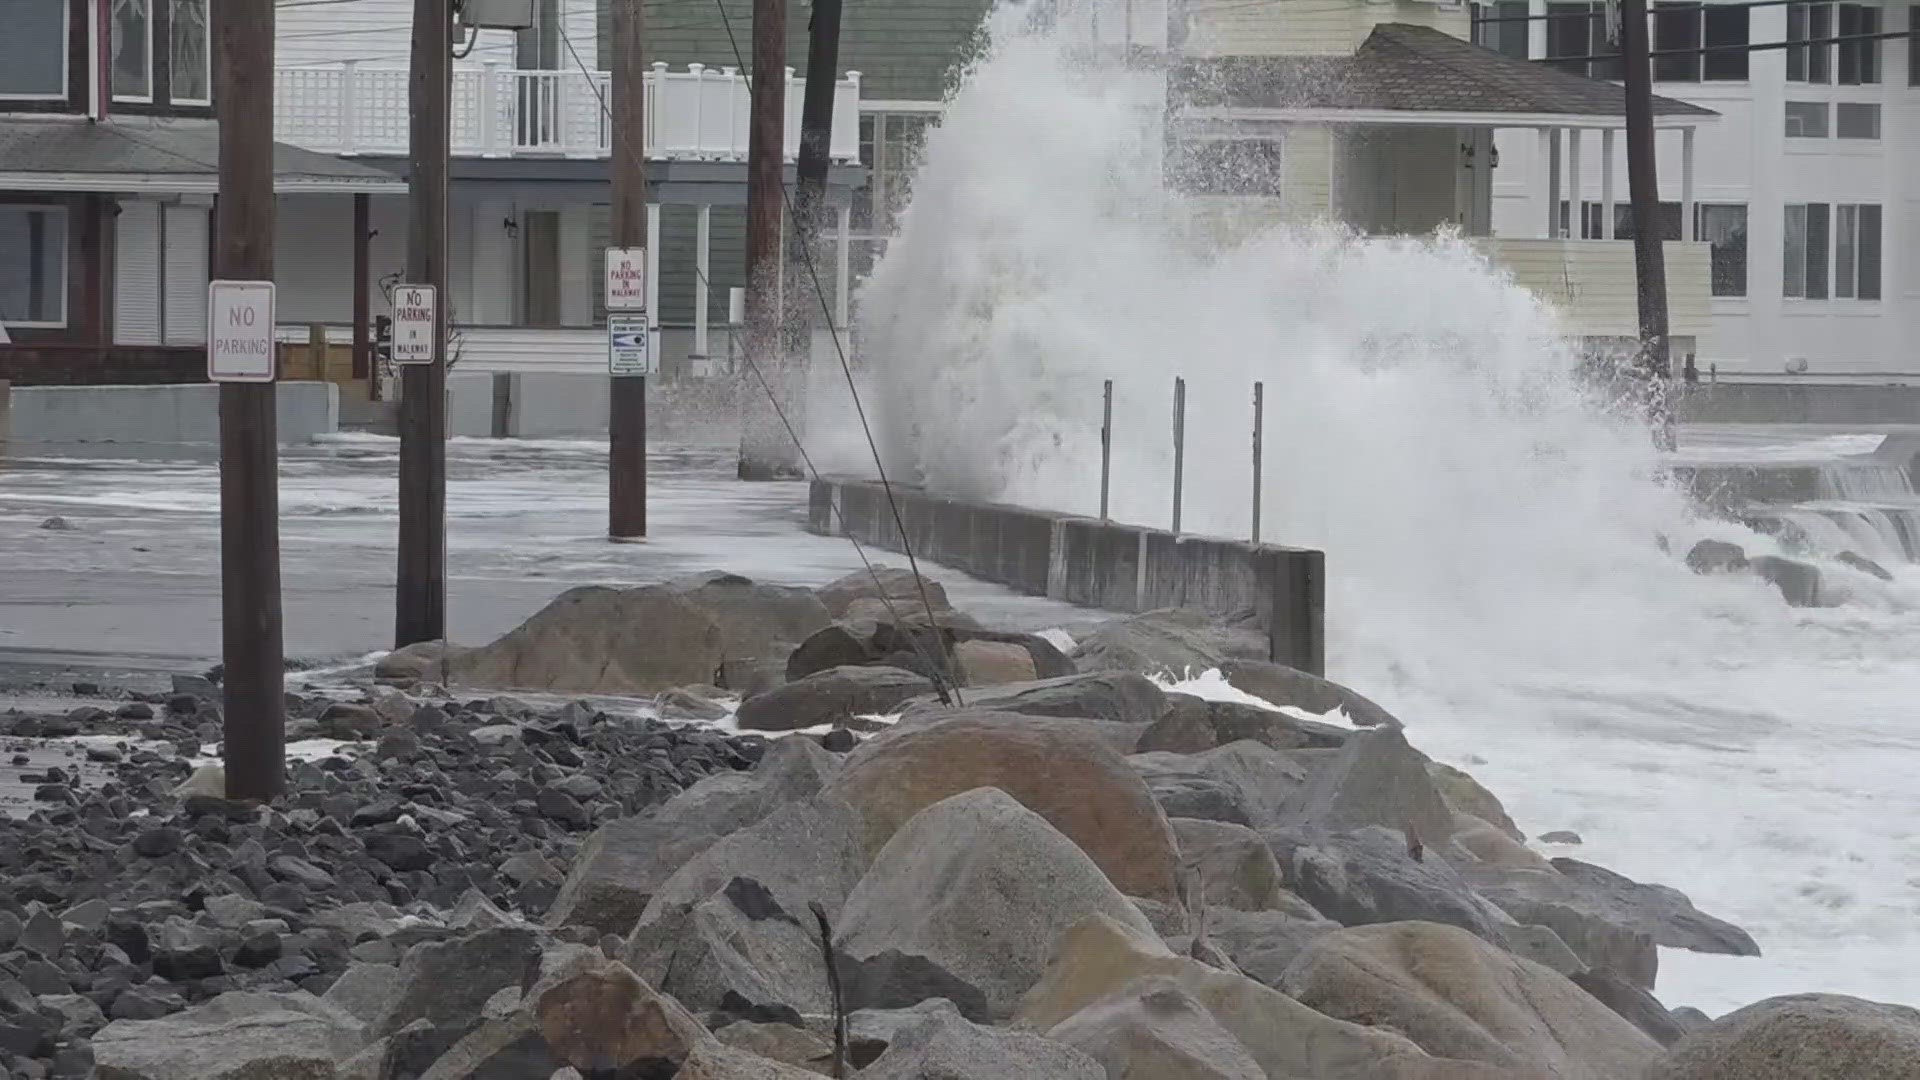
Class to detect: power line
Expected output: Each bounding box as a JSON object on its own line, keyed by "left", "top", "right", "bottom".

{"left": 1545, "top": 27, "right": 1912, "bottom": 60}
{"left": 554, "top": 17, "right": 966, "bottom": 706}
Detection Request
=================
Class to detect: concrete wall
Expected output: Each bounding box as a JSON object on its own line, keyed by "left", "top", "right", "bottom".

{"left": 810, "top": 476, "right": 1327, "bottom": 675}
{"left": 2, "top": 383, "right": 339, "bottom": 445}
{"left": 1677, "top": 382, "right": 1920, "bottom": 424}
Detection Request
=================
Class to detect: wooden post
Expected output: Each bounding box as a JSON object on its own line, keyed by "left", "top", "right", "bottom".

{"left": 213, "top": 0, "right": 286, "bottom": 801}
{"left": 395, "top": 0, "right": 450, "bottom": 648}
{"left": 738, "top": 0, "right": 797, "bottom": 480}
{"left": 1171, "top": 376, "right": 1186, "bottom": 535}
{"left": 1099, "top": 379, "right": 1113, "bottom": 521}
{"left": 793, "top": 0, "right": 842, "bottom": 314}
{"left": 352, "top": 192, "right": 370, "bottom": 383}
{"left": 609, "top": 0, "right": 648, "bottom": 539}
{"left": 1251, "top": 381, "right": 1264, "bottom": 545}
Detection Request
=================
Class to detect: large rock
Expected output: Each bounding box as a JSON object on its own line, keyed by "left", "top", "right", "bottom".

{"left": 735, "top": 666, "right": 933, "bottom": 732}
{"left": 1647, "top": 993, "right": 1920, "bottom": 1079}
{"left": 321, "top": 962, "right": 404, "bottom": 1025}
{"left": 637, "top": 796, "right": 868, "bottom": 926}
{"left": 93, "top": 991, "right": 365, "bottom": 1080}
{"left": 548, "top": 738, "right": 840, "bottom": 935}
{"left": 1047, "top": 977, "right": 1264, "bottom": 1080}
{"left": 953, "top": 639, "right": 1037, "bottom": 686}
{"left": 1750, "top": 554, "right": 1826, "bottom": 607}
{"left": 826, "top": 711, "right": 1182, "bottom": 902}
{"left": 532, "top": 960, "right": 711, "bottom": 1075}
{"left": 1202, "top": 907, "right": 1340, "bottom": 988}
{"left": 666, "top": 571, "right": 833, "bottom": 665}
{"left": 452, "top": 584, "right": 726, "bottom": 693}
{"left": 1465, "top": 866, "right": 1660, "bottom": 989}
{"left": 678, "top": 1040, "right": 830, "bottom": 1079}
{"left": 1171, "top": 818, "right": 1288, "bottom": 912}
{"left": 372, "top": 927, "right": 545, "bottom": 1040}
{"left": 1280, "top": 922, "right": 1664, "bottom": 1080}
{"left": 1131, "top": 741, "right": 1309, "bottom": 830}
{"left": 1218, "top": 659, "right": 1403, "bottom": 729}
{"left": 860, "top": 1005, "right": 1105, "bottom": 1080}
{"left": 786, "top": 616, "right": 1068, "bottom": 686}
{"left": 1685, "top": 538, "right": 1749, "bottom": 574}
{"left": 376, "top": 639, "right": 471, "bottom": 684}
{"left": 913, "top": 672, "right": 1170, "bottom": 727}
{"left": 835, "top": 788, "right": 1158, "bottom": 1018}
{"left": 1450, "top": 814, "right": 1551, "bottom": 872}
{"left": 713, "top": 1020, "right": 836, "bottom": 1074}
{"left": 1069, "top": 609, "right": 1269, "bottom": 677}
{"left": 1298, "top": 726, "right": 1455, "bottom": 844}
{"left": 1016, "top": 914, "right": 1462, "bottom": 1080}
{"left": 1572, "top": 968, "right": 1687, "bottom": 1047}
{"left": 1144, "top": 696, "right": 1353, "bottom": 753}
{"left": 625, "top": 879, "right": 832, "bottom": 1020}
{"left": 1426, "top": 762, "right": 1523, "bottom": 841}
{"left": 1268, "top": 827, "right": 1511, "bottom": 944}
{"left": 1549, "top": 858, "right": 1760, "bottom": 957}
{"left": 817, "top": 566, "right": 951, "bottom": 618}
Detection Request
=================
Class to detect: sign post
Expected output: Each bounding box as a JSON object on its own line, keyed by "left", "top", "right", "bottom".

{"left": 606, "top": 245, "right": 648, "bottom": 538}
{"left": 609, "top": 316, "right": 654, "bottom": 376}
{"left": 392, "top": 284, "right": 437, "bottom": 365}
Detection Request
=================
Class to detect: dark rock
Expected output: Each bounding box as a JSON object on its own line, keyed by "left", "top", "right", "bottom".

{"left": 1750, "top": 555, "right": 1825, "bottom": 607}
{"left": 363, "top": 832, "right": 435, "bottom": 873}
{"left": 1574, "top": 968, "right": 1687, "bottom": 1047}
{"left": 1540, "top": 831, "right": 1584, "bottom": 845}
{"left": 0, "top": 1021, "right": 49, "bottom": 1058}
{"left": 913, "top": 672, "right": 1169, "bottom": 727}
{"left": 152, "top": 920, "right": 225, "bottom": 981}
{"left": 165, "top": 694, "right": 200, "bottom": 716}
{"left": 1685, "top": 539, "right": 1749, "bottom": 574}
{"left": 737, "top": 665, "right": 934, "bottom": 732}
{"left": 817, "top": 566, "right": 952, "bottom": 619}
{"left": 60, "top": 899, "right": 110, "bottom": 932}
{"left": 1838, "top": 550, "right": 1894, "bottom": 581}
{"left": 537, "top": 785, "right": 593, "bottom": 830}
{"left": 317, "top": 703, "right": 383, "bottom": 740}
{"left": 268, "top": 855, "right": 336, "bottom": 890}
{"left": 234, "top": 931, "right": 284, "bottom": 968}
{"left": 655, "top": 686, "right": 734, "bottom": 721}
{"left": 1462, "top": 866, "right": 1659, "bottom": 988}
{"left": 1550, "top": 857, "right": 1760, "bottom": 957}
{"left": 115, "top": 702, "right": 156, "bottom": 721}
{"left": 838, "top": 950, "right": 994, "bottom": 1023}
{"left": 171, "top": 673, "right": 219, "bottom": 700}
{"left": 20, "top": 908, "right": 64, "bottom": 958}
{"left": 1297, "top": 726, "right": 1455, "bottom": 843}
{"left": 1268, "top": 826, "right": 1509, "bottom": 945}
{"left": 372, "top": 926, "right": 543, "bottom": 1038}
{"left": 819, "top": 727, "right": 858, "bottom": 753}
{"left": 0, "top": 912, "right": 20, "bottom": 951}
{"left": 108, "top": 987, "right": 185, "bottom": 1021}
{"left": 1141, "top": 774, "right": 1251, "bottom": 826}
{"left": 20, "top": 960, "right": 72, "bottom": 996}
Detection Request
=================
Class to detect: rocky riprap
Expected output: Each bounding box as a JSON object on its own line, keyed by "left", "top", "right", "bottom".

{"left": 2, "top": 566, "right": 1913, "bottom": 1080}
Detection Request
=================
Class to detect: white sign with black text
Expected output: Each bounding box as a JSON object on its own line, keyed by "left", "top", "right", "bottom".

{"left": 206, "top": 280, "right": 277, "bottom": 383}
{"left": 392, "top": 285, "right": 438, "bottom": 365}
{"left": 608, "top": 317, "right": 654, "bottom": 377}
{"left": 605, "top": 248, "right": 647, "bottom": 311}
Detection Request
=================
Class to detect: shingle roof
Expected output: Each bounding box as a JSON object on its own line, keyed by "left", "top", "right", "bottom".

{"left": 0, "top": 116, "right": 403, "bottom": 187}
{"left": 1173, "top": 23, "right": 1717, "bottom": 119}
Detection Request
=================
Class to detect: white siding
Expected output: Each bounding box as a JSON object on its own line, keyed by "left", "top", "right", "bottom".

{"left": 114, "top": 201, "right": 161, "bottom": 346}
{"left": 1186, "top": 0, "right": 1469, "bottom": 57}
{"left": 275, "top": 0, "right": 595, "bottom": 69}
{"left": 162, "top": 204, "right": 210, "bottom": 345}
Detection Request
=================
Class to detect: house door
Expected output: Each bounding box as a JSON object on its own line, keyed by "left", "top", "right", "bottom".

{"left": 523, "top": 209, "right": 561, "bottom": 327}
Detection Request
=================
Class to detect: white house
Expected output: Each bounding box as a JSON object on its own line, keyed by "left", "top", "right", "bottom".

{"left": 1480, "top": 0, "right": 1917, "bottom": 377}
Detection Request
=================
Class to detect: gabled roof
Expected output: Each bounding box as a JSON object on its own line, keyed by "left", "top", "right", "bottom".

{"left": 0, "top": 116, "right": 406, "bottom": 193}
{"left": 1173, "top": 23, "right": 1717, "bottom": 121}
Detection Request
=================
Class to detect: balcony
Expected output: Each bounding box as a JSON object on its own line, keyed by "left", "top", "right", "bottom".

{"left": 273, "top": 62, "right": 862, "bottom": 162}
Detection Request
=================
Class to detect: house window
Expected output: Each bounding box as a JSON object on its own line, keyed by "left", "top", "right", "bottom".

{"left": 1473, "top": 1, "right": 1531, "bottom": 59}
{"left": 0, "top": 2, "right": 68, "bottom": 99}
{"left": 1694, "top": 203, "right": 1748, "bottom": 297}
{"left": 0, "top": 206, "right": 69, "bottom": 328}
{"left": 1547, "top": 2, "right": 1623, "bottom": 78}
{"left": 1784, "top": 203, "right": 1830, "bottom": 298}
{"left": 850, "top": 110, "right": 934, "bottom": 278}
{"left": 1835, "top": 203, "right": 1882, "bottom": 298}
{"left": 1911, "top": 4, "right": 1920, "bottom": 85}
{"left": 1653, "top": 2, "right": 1748, "bottom": 81}
{"left": 1788, "top": 2, "right": 1833, "bottom": 82}
{"left": 1837, "top": 2, "right": 1881, "bottom": 83}
{"left": 1654, "top": 2, "right": 1703, "bottom": 81}
{"left": 113, "top": 0, "right": 152, "bottom": 100}
{"left": 170, "top": 0, "right": 210, "bottom": 103}
{"left": 1702, "top": 5, "right": 1751, "bottom": 79}
{"left": 1572, "top": 200, "right": 1683, "bottom": 241}
{"left": 1836, "top": 102, "right": 1881, "bottom": 138}
{"left": 1785, "top": 100, "right": 1830, "bottom": 137}
{"left": 1172, "top": 138, "right": 1285, "bottom": 196}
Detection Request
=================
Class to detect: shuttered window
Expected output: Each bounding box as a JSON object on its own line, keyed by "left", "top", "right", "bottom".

{"left": 163, "top": 204, "right": 209, "bottom": 344}
{"left": 115, "top": 200, "right": 162, "bottom": 344}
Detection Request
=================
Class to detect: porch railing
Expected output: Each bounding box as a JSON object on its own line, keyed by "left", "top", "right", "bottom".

{"left": 274, "top": 62, "right": 862, "bottom": 162}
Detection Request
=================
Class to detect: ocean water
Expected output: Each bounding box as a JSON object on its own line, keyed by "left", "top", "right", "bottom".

{"left": 837, "top": 1, "right": 1920, "bottom": 1015}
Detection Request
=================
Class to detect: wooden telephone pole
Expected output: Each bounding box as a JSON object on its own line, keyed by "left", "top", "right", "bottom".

{"left": 609, "top": 0, "right": 648, "bottom": 537}
{"left": 396, "top": 0, "right": 450, "bottom": 647}
{"left": 738, "top": 0, "right": 797, "bottom": 480}
{"left": 1620, "top": 0, "right": 1670, "bottom": 378}
{"left": 793, "top": 0, "right": 842, "bottom": 312}
{"left": 213, "top": 0, "right": 286, "bottom": 799}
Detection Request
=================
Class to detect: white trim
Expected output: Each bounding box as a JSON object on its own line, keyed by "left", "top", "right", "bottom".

{"left": 0, "top": 0, "right": 72, "bottom": 102}
{"left": 1183, "top": 106, "right": 1715, "bottom": 130}
{"left": 0, "top": 172, "right": 407, "bottom": 194}
{"left": 858, "top": 98, "right": 945, "bottom": 115}
{"left": 110, "top": 0, "right": 156, "bottom": 104}
{"left": 0, "top": 204, "right": 71, "bottom": 329}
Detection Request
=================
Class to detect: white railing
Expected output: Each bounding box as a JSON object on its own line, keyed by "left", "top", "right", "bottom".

{"left": 275, "top": 62, "right": 863, "bottom": 163}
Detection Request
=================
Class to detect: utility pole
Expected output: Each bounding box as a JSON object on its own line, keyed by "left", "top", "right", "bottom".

{"left": 1619, "top": 0, "right": 1676, "bottom": 447}
{"left": 609, "top": 0, "right": 648, "bottom": 537}
{"left": 739, "top": 0, "right": 798, "bottom": 480}
{"left": 792, "top": 0, "right": 842, "bottom": 316}
{"left": 396, "top": 0, "right": 450, "bottom": 647}
{"left": 213, "top": 0, "right": 286, "bottom": 799}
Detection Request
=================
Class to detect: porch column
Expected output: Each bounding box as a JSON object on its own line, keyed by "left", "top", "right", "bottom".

{"left": 694, "top": 203, "right": 711, "bottom": 357}
{"left": 1542, "top": 128, "right": 1561, "bottom": 238}
{"left": 1601, "top": 129, "right": 1617, "bottom": 239}
{"left": 1566, "top": 128, "right": 1582, "bottom": 238}
{"left": 835, "top": 203, "right": 851, "bottom": 330}
{"left": 1681, "top": 127, "right": 1696, "bottom": 242}
{"left": 353, "top": 193, "right": 370, "bottom": 380}
{"left": 647, "top": 202, "right": 661, "bottom": 366}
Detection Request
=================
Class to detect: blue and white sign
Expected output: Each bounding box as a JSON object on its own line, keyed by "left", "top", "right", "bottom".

{"left": 608, "top": 317, "right": 654, "bottom": 377}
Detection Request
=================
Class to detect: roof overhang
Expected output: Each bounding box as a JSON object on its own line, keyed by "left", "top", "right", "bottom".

{"left": 1179, "top": 106, "right": 1715, "bottom": 130}
{"left": 0, "top": 171, "right": 409, "bottom": 195}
